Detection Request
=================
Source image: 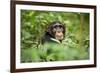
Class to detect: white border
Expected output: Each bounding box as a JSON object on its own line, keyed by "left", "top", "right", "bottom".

{"left": 16, "top": 4, "right": 94, "bottom": 69}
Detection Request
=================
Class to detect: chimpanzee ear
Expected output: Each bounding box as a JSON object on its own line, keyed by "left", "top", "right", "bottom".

{"left": 46, "top": 25, "right": 52, "bottom": 34}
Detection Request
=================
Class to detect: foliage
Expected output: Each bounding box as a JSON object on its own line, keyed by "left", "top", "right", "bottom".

{"left": 21, "top": 10, "right": 90, "bottom": 62}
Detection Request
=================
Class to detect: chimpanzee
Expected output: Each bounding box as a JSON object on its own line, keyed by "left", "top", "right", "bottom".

{"left": 42, "top": 21, "right": 65, "bottom": 44}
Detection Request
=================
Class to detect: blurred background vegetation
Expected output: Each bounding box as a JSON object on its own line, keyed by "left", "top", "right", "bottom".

{"left": 21, "top": 10, "right": 90, "bottom": 63}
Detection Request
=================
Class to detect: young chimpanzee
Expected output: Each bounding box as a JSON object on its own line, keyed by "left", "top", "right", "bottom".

{"left": 40, "top": 21, "right": 66, "bottom": 61}
{"left": 42, "top": 21, "right": 65, "bottom": 44}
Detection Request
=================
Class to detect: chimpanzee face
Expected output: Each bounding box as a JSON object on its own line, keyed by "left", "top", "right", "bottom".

{"left": 52, "top": 23, "right": 64, "bottom": 41}
{"left": 46, "top": 22, "right": 65, "bottom": 41}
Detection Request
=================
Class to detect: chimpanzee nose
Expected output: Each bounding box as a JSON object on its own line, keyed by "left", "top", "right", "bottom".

{"left": 57, "top": 32, "right": 63, "bottom": 36}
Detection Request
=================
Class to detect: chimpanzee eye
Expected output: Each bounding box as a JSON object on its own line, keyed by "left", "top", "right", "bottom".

{"left": 53, "top": 26, "right": 57, "bottom": 28}
{"left": 59, "top": 25, "right": 62, "bottom": 28}
{"left": 53, "top": 25, "right": 62, "bottom": 28}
